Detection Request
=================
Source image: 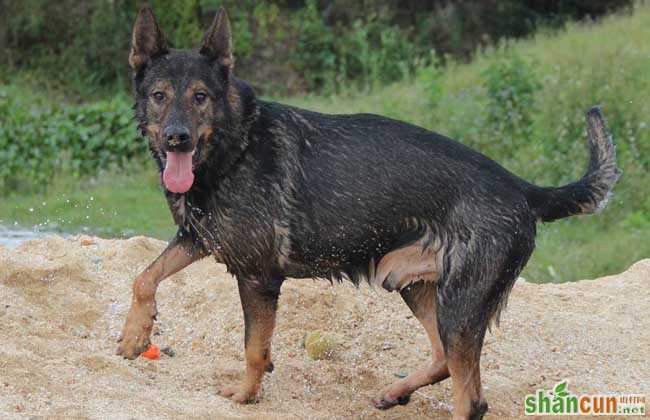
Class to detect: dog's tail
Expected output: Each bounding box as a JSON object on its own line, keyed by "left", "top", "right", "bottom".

{"left": 522, "top": 107, "right": 621, "bottom": 222}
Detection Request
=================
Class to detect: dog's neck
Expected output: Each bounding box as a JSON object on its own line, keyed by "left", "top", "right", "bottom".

{"left": 195, "top": 96, "right": 260, "bottom": 185}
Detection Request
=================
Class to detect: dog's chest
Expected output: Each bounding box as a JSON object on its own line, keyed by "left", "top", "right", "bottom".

{"left": 169, "top": 192, "right": 280, "bottom": 275}
{"left": 168, "top": 195, "right": 219, "bottom": 252}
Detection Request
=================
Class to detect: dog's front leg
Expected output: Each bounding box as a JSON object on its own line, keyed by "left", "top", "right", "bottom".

{"left": 218, "top": 276, "right": 282, "bottom": 403}
{"left": 116, "top": 230, "right": 206, "bottom": 359}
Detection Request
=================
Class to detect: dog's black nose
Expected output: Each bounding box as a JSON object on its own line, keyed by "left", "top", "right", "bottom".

{"left": 164, "top": 125, "right": 190, "bottom": 147}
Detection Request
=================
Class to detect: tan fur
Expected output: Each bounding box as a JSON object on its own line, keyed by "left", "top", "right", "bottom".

{"left": 374, "top": 236, "right": 442, "bottom": 291}
{"left": 185, "top": 80, "right": 216, "bottom": 150}
{"left": 116, "top": 238, "right": 207, "bottom": 359}
{"left": 376, "top": 284, "right": 488, "bottom": 418}
{"left": 218, "top": 281, "right": 278, "bottom": 403}
{"left": 227, "top": 85, "right": 241, "bottom": 115}
{"left": 273, "top": 221, "right": 292, "bottom": 268}
{"left": 185, "top": 80, "right": 210, "bottom": 98}
{"left": 373, "top": 284, "right": 450, "bottom": 409}
{"left": 448, "top": 350, "right": 485, "bottom": 420}
{"left": 151, "top": 80, "right": 173, "bottom": 96}
{"left": 144, "top": 122, "right": 161, "bottom": 138}
{"left": 146, "top": 81, "right": 174, "bottom": 138}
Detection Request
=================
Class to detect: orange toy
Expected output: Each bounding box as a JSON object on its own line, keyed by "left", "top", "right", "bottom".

{"left": 141, "top": 344, "right": 161, "bottom": 360}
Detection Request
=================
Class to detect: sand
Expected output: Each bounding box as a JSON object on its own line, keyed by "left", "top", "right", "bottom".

{"left": 0, "top": 235, "right": 648, "bottom": 419}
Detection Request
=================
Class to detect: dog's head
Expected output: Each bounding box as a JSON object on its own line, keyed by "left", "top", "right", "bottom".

{"left": 130, "top": 6, "right": 253, "bottom": 194}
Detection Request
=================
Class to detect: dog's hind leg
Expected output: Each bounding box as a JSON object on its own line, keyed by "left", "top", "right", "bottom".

{"left": 117, "top": 230, "right": 206, "bottom": 359}
{"left": 372, "top": 281, "right": 450, "bottom": 409}
{"left": 437, "top": 267, "right": 505, "bottom": 419}
{"left": 442, "top": 318, "right": 489, "bottom": 420}
{"left": 436, "top": 266, "right": 492, "bottom": 420}
{"left": 439, "top": 226, "right": 534, "bottom": 419}
{"left": 218, "top": 276, "right": 283, "bottom": 404}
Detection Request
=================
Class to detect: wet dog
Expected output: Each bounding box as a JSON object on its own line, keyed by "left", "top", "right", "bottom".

{"left": 116, "top": 7, "right": 620, "bottom": 419}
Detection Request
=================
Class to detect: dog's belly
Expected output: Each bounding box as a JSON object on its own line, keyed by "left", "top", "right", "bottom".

{"left": 372, "top": 234, "right": 442, "bottom": 291}
{"left": 284, "top": 227, "right": 392, "bottom": 275}
{"left": 281, "top": 221, "right": 443, "bottom": 290}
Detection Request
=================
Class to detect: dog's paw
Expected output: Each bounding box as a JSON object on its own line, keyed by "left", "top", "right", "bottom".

{"left": 217, "top": 383, "right": 259, "bottom": 404}
{"left": 371, "top": 393, "right": 411, "bottom": 410}
{"left": 116, "top": 302, "right": 156, "bottom": 359}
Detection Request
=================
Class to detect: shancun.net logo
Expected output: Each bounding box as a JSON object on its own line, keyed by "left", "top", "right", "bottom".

{"left": 524, "top": 380, "right": 646, "bottom": 416}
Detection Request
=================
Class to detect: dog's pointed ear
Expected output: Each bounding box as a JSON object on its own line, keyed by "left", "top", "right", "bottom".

{"left": 199, "top": 7, "right": 234, "bottom": 72}
{"left": 129, "top": 6, "right": 169, "bottom": 72}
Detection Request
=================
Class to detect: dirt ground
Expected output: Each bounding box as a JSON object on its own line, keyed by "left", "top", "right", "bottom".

{"left": 0, "top": 235, "right": 648, "bottom": 419}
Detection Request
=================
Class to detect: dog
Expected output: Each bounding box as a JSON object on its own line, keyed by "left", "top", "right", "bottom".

{"left": 116, "top": 6, "right": 620, "bottom": 419}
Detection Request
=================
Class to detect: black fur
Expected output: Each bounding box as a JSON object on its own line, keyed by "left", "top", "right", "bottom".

{"left": 130, "top": 7, "right": 620, "bottom": 415}
{"left": 133, "top": 48, "right": 620, "bottom": 335}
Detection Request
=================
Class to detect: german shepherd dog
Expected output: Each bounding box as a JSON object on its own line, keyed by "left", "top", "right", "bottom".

{"left": 117, "top": 7, "right": 620, "bottom": 419}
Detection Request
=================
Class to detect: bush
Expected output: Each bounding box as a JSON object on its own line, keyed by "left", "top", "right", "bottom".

{"left": 0, "top": 87, "right": 144, "bottom": 192}
{"left": 58, "top": 96, "right": 146, "bottom": 176}
{"left": 0, "top": 89, "right": 61, "bottom": 191}
{"left": 482, "top": 54, "right": 542, "bottom": 156}
{"left": 291, "top": 1, "right": 338, "bottom": 92}
{"left": 417, "top": 51, "right": 444, "bottom": 101}
{"left": 336, "top": 16, "right": 415, "bottom": 91}
{"left": 1, "top": 0, "right": 632, "bottom": 96}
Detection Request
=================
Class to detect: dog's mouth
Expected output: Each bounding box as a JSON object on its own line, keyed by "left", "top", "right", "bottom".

{"left": 163, "top": 150, "right": 195, "bottom": 193}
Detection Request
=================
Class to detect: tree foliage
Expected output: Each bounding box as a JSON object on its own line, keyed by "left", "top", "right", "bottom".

{"left": 0, "top": 0, "right": 633, "bottom": 95}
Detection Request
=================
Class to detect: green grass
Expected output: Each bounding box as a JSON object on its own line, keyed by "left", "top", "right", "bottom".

{"left": 0, "top": 166, "right": 175, "bottom": 241}
{"left": 527, "top": 218, "right": 648, "bottom": 282}
{"left": 1, "top": 5, "right": 649, "bottom": 282}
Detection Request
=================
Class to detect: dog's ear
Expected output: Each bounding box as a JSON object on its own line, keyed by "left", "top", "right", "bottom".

{"left": 129, "top": 6, "right": 168, "bottom": 72}
{"left": 199, "top": 7, "right": 234, "bottom": 73}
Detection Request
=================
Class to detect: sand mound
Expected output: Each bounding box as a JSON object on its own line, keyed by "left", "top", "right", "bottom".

{"left": 0, "top": 236, "right": 648, "bottom": 419}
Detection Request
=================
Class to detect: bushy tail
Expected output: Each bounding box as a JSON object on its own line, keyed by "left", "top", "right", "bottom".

{"left": 524, "top": 107, "right": 621, "bottom": 222}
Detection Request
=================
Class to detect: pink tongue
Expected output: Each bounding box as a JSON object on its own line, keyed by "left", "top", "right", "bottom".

{"left": 163, "top": 152, "right": 195, "bottom": 193}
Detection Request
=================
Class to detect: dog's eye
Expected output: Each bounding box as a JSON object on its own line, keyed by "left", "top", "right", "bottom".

{"left": 152, "top": 91, "right": 165, "bottom": 102}
{"left": 194, "top": 92, "right": 207, "bottom": 104}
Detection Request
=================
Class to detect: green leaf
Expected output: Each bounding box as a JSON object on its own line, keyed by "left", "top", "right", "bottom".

{"left": 554, "top": 381, "right": 568, "bottom": 395}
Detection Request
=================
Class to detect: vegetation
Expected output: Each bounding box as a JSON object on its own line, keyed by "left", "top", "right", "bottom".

{"left": 0, "top": 86, "right": 145, "bottom": 191}
{"left": 0, "top": 167, "right": 175, "bottom": 240}
{"left": 0, "top": 3, "right": 648, "bottom": 283}
{"left": 1, "top": 0, "right": 632, "bottom": 96}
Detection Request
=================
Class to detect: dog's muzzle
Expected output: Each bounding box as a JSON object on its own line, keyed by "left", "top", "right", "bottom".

{"left": 164, "top": 125, "right": 193, "bottom": 152}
